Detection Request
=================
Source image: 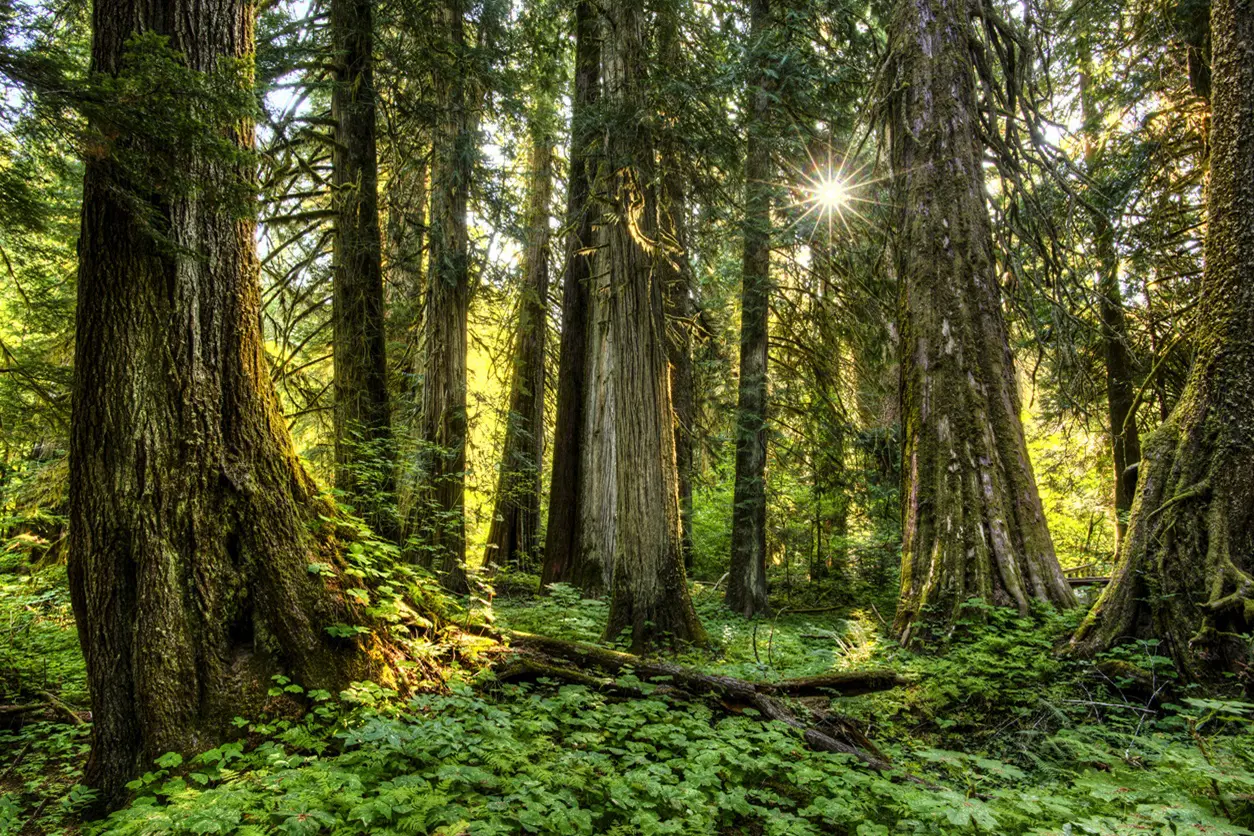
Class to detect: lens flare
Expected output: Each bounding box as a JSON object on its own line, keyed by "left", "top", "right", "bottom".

{"left": 811, "top": 178, "right": 849, "bottom": 213}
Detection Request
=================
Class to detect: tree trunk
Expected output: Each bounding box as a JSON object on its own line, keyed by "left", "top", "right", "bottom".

{"left": 68, "top": 0, "right": 384, "bottom": 806}
{"left": 887, "top": 0, "right": 1075, "bottom": 644}
{"left": 1071, "top": 0, "right": 1254, "bottom": 677}
{"left": 541, "top": 0, "right": 600, "bottom": 591}
{"left": 331, "top": 0, "right": 395, "bottom": 539}
{"left": 600, "top": 0, "right": 706, "bottom": 652}
{"left": 484, "top": 117, "right": 553, "bottom": 571}
{"left": 577, "top": 262, "right": 617, "bottom": 595}
{"left": 1078, "top": 46, "right": 1142, "bottom": 557}
{"left": 657, "top": 5, "right": 697, "bottom": 572}
{"left": 412, "top": 0, "right": 471, "bottom": 593}
{"left": 728, "top": 0, "right": 773, "bottom": 618}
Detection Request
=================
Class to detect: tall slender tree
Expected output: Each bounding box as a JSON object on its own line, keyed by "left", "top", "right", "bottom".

{"left": 1078, "top": 38, "right": 1142, "bottom": 556}
{"left": 1072, "top": 0, "right": 1254, "bottom": 676}
{"left": 541, "top": 0, "right": 600, "bottom": 591}
{"left": 727, "top": 0, "right": 774, "bottom": 618}
{"left": 600, "top": 0, "right": 706, "bottom": 651}
{"left": 414, "top": 0, "right": 472, "bottom": 592}
{"left": 657, "top": 0, "right": 698, "bottom": 570}
{"left": 331, "top": 0, "right": 395, "bottom": 538}
{"left": 484, "top": 107, "right": 554, "bottom": 570}
{"left": 887, "top": 0, "right": 1075, "bottom": 643}
{"left": 69, "top": 0, "right": 384, "bottom": 805}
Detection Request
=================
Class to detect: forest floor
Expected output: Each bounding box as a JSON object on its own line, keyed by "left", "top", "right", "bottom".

{"left": 2, "top": 556, "right": 1253, "bottom": 835}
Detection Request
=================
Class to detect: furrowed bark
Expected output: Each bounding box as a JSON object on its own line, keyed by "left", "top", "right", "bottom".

{"left": 412, "top": 0, "right": 472, "bottom": 593}
{"left": 69, "top": 0, "right": 386, "bottom": 806}
{"left": 485, "top": 115, "right": 553, "bottom": 571}
{"left": 657, "top": 2, "right": 697, "bottom": 571}
{"left": 541, "top": 0, "right": 600, "bottom": 592}
{"left": 728, "top": 0, "right": 774, "bottom": 618}
{"left": 1071, "top": 0, "right": 1254, "bottom": 677}
{"left": 331, "top": 0, "right": 396, "bottom": 540}
{"left": 887, "top": 0, "right": 1075, "bottom": 644}
{"left": 600, "top": 0, "right": 706, "bottom": 651}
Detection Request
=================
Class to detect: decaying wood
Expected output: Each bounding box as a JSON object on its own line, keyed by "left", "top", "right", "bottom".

{"left": 495, "top": 630, "right": 907, "bottom": 769}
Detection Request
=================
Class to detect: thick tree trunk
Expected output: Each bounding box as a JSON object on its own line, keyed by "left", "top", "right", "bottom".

{"left": 600, "top": 0, "right": 706, "bottom": 651}
{"left": 412, "top": 0, "right": 471, "bottom": 593}
{"left": 541, "top": 0, "right": 600, "bottom": 591}
{"left": 887, "top": 0, "right": 1074, "bottom": 643}
{"left": 728, "top": 0, "right": 773, "bottom": 618}
{"left": 69, "top": 0, "right": 384, "bottom": 806}
{"left": 331, "top": 0, "right": 395, "bottom": 539}
{"left": 1072, "top": 0, "right": 1254, "bottom": 676}
{"left": 485, "top": 120, "right": 553, "bottom": 571}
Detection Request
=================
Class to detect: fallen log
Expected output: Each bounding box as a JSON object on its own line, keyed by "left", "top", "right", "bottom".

{"left": 493, "top": 630, "right": 908, "bottom": 770}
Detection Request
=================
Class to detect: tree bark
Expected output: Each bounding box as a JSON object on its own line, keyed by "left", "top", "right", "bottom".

{"left": 887, "top": 0, "right": 1075, "bottom": 644}
{"left": 1071, "top": 0, "right": 1254, "bottom": 677}
{"left": 485, "top": 116, "right": 553, "bottom": 571}
{"left": 728, "top": 0, "right": 773, "bottom": 618}
{"left": 657, "top": 5, "right": 697, "bottom": 572}
{"left": 600, "top": 0, "right": 706, "bottom": 651}
{"left": 69, "top": 0, "right": 384, "bottom": 806}
{"left": 412, "top": 0, "right": 472, "bottom": 593}
{"left": 331, "top": 0, "right": 395, "bottom": 539}
{"left": 1078, "top": 45, "right": 1142, "bottom": 557}
{"left": 541, "top": 0, "right": 600, "bottom": 591}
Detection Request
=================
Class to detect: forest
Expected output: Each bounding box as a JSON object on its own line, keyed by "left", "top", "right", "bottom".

{"left": 0, "top": 0, "right": 1252, "bottom": 829}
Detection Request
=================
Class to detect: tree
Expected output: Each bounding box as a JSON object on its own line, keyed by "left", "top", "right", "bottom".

{"left": 1072, "top": 0, "right": 1254, "bottom": 676}
{"left": 413, "top": 0, "right": 472, "bottom": 592}
{"left": 331, "top": 0, "right": 395, "bottom": 538}
{"left": 727, "top": 0, "right": 774, "bottom": 618}
{"left": 540, "top": 0, "right": 600, "bottom": 592}
{"left": 68, "top": 0, "right": 385, "bottom": 806}
{"left": 657, "top": 0, "right": 698, "bottom": 571}
{"left": 484, "top": 105, "right": 554, "bottom": 571}
{"left": 886, "top": 0, "right": 1075, "bottom": 643}
{"left": 600, "top": 0, "right": 706, "bottom": 651}
{"left": 1077, "top": 36, "right": 1142, "bottom": 556}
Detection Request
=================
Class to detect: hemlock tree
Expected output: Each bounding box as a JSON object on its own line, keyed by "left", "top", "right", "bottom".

{"left": 485, "top": 104, "right": 554, "bottom": 570}
{"left": 600, "top": 0, "right": 706, "bottom": 651}
{"left": 541, "top": 0, "right": 602, "bottom": 593}
{"left": 727, "top": 0, "right": 774, "bottom": 618}
{"left": 331, "top": 0, "right": 395, "bottom": 538}
{"left": 1078, "top": 36, "right": 1141, "bottom": 555}
{"left": 69, "top": 0, "right": 385, "bottom": 806}
{"left": 1072, "top": 0, "right": 1254, "bottom": 676}
{"left": 886, "top": 0, "right": 1075, "bottom": 643}
{"left": 414, "top": 0, "right": 472, "bottom": 592}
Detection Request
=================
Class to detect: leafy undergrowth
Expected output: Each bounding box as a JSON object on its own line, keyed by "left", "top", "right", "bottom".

{"left": 3, "top": 564, "right": 1254, "bottom": 835}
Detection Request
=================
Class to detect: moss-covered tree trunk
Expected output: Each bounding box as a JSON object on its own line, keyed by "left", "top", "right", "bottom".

{"left": 413, "top": 0, "right": 471, "bottom": 592}
{"left": 331, "top": 0, "right": 395, "bottom": 538}
{"left": 600, "top": 0, "right": 706, "bottom": 651}
{"left": 69, "top": 0, "right": 384, "bottom": 807}
{"left": 485, "top": 116, "right": 553, "bottom": 571}
{"left": 728, "top": 0, "right": 774, "bottom": 618}
{"left": 541, "top": 0, "right": 601, "bottom": 592}
{"left": 887, "top": 0, "right": 1075, "bottom": 643}
{"left": 1072, "top": 0, "right": 1254, "bottom": 676}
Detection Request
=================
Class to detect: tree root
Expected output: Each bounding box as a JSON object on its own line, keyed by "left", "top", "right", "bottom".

{"left": 491, "top": 630, "right": 909, "bottom": 771}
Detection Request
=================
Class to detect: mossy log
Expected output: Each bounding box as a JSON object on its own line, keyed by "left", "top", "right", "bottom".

{"left": 494, "top": 631, "right": 907, "bottom": 769}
